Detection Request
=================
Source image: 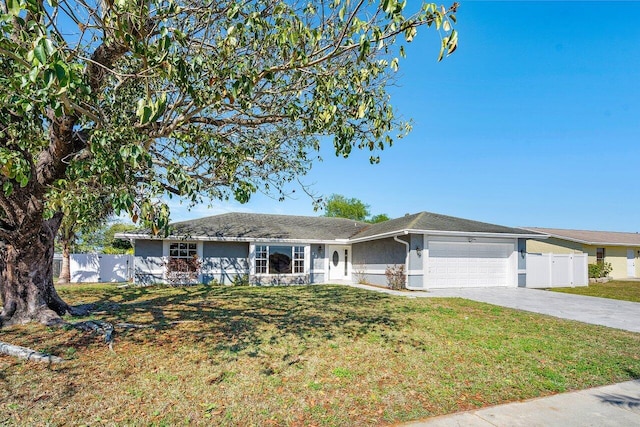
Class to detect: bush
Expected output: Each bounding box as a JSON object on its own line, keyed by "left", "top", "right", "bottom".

{"left": 166, "top": 256, "right": 202, "bottom": 285}
{"left": 385, "top": 264, "right": 405, "bottom": 290}
{"left": 353, "top": 269, "right": 368, "bottom": 285}
{"left": 588, "top": 262, "right": 612, "bottom": 278}
{"left": 231, "top": 274, "right": 250, "bottom": 286}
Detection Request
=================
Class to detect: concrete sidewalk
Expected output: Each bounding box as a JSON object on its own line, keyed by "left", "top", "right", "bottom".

{"left": 402, "top": 380, "right": 640, "bottom": 426}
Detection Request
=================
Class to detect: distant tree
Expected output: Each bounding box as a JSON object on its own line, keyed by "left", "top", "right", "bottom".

{"left": 102, "top": 223, "right": 137, "bottom": 254}
{"left": 323, "top": 194, "right": 391, "bottom": 223}
{"left": 324, "top": 194, "right": 370, "bottom": 221}
{"left": 69, "top": 222, "right": 137, "bottom": 254}
{"left": 369, "top": 213, "right": 391, "bottom": 223}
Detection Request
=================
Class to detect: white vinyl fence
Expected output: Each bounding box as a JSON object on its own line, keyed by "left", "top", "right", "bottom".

{"left": 526, "top": 253, "right": 588, "bottom": 288}
{"left": 70, "top": 254, "right": 134, "bottom": 283}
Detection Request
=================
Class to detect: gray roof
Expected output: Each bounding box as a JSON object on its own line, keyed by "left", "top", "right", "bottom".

{"left": 129, "top": 212, "right": 368, "bottom": 241}
{"left": 351, "top": 211, "right": 539, "bottom": 240}
{"left": 122, "top": 211, "right": 540, "bottom": 242}
{"left": 523, "top": 227, "right": 640, "bottom": 246}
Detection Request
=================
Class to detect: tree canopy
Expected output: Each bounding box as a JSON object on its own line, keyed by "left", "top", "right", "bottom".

{"left": 1, "top": 0, "right": 457, "bottom": 230}
{"left": 323, "top": 194, "right": 390, "bottom": 223}
{"left": 0, "top": 0, "right": 457, "bottom": 325}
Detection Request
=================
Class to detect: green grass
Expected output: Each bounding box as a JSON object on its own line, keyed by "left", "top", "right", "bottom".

{"left": 1, "top": 283, "right": 640, "bottom": 426}
{"left": 552, "top": 280, "right": 640, "bottom": 303}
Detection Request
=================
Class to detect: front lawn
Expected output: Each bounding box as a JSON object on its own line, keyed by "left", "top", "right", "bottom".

{"left": 552, "top": 280, "right": 640, "bottom": 303}
{"left": 2, "top": 284, "right": 640, "bottom": 426}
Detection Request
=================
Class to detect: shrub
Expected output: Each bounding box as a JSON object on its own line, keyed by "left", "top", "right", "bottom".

{"left": 231, "top": 274, "right": 250, "bottom": 286}
{"left": 588, "top": 262, "right": 612, "bottom": 278}
{"left": 385, "top": 264, "right": 405, "bottom": 290}
{"left": 166, "top": 256, "right": 202, "bottom": 285}
{"left": 353, "top": 269, "right": 368, "bottom": 285}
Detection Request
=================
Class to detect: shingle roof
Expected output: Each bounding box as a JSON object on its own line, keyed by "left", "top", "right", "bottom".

{"left": 128, "top": 212, "right": 368, "bottom": 241}
{"left": 523, "top": 227, "right": 640, "bottom": 246}
{"left": 122, "top": 211, "right": 540, "bottom": 242}
{"left": 351, "top": 211, "right": 538, "bottom": 240}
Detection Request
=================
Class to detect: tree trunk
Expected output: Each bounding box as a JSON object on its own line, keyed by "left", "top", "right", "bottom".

{"left": 0, "top": 213, "right": 72, "bottom": 327}
{"left": 58, "top": 236, "right": 71, "bottom": 285}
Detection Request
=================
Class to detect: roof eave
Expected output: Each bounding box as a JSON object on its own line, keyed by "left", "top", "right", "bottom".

{"left": 521, "top": 229, "right": 640, "bottom": 247}
{"left": 115, "top": 233, "right": 353, "bottom": 245}
{"left": 347, "top": 229, "right": 547, "bottom": 244}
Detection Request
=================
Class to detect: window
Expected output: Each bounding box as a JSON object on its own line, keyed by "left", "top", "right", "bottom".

{"left": 254, "top": 245, "right": 305, "bottom": 274}
{"left": 294, "top": 246, "right": 305, "bottom": 273}
{"left": 167, "top": 242, "right": 200, "bottom": 281}
{"left": 170, "top": 242, "right": 197, "bottom": 258}
{"left": 255, "top": 245, "right": 268, "bottom": 273}
{"left": 596, "top": 247, "right": 605, "bottom": 265}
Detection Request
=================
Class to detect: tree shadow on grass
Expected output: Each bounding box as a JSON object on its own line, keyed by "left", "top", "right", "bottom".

{"left": 69, "top": 284, "right": 402, "bottom": 354}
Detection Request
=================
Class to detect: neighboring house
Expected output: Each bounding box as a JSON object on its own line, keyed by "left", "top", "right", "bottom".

{"left": 524, "top": 228, "right": 640, "bottom": 280}
{"left": 117, "top": 212, "right": 544, "bottom": 289}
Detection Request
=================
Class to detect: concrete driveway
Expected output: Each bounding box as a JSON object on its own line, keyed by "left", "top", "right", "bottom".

{"left": 425, "top": 287, "right": 640, "bottom": 333}
{"left": 348, "top": 284, "right": 640, "bottom": 333}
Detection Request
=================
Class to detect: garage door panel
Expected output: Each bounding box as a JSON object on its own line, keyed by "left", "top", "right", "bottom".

{"left": 428, "top": 241, "right": 512, "bottom": 288}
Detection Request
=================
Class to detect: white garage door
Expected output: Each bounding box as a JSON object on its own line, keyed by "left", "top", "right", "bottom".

{"left": 427, "top": 241, "right": 513, "bottom": 288}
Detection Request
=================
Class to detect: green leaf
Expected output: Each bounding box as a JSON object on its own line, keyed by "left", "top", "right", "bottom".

{"left": 141, "top": 106, "right": 152, "bottom": 125}
{"left": 3, "top": 181, "right": 13, "bottom": 196}
{"left": 7, "top": 0, "right": 21, "bottom": 16}
{"left": 54, "top": 62, "right": 69, "bottom": 86}
{"left": 43, "top": 38, "right": 55, "bottom": 56}
{"left": 28, "top": 66, "right": 39, "bottom": 82}
{"left": 33, "top": 44, "right": 46, "bottom": 64}
{"left": 390, "top": 58, "right": 399, "bottom": 72}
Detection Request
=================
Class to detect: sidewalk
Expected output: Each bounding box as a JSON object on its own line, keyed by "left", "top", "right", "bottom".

{"left": 402, "top": 380, "right": 640, "bottom": 427}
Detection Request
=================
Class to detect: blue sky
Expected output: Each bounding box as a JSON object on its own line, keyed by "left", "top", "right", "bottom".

{"left": 168, "top": 1, "right": 640, "bottom": 232}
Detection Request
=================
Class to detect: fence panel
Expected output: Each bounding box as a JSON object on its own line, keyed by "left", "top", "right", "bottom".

{"left": 70, "top": 254, "right": 133, "bottom": 283}
{"left": 526, "top": 253, "right": 588, "bottom": 288}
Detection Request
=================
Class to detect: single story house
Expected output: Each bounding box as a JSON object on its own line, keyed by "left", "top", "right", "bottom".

{"left": 117, "top": 211, "right": 545, "bottom": 289}
{"left": 524, "top": 228, "right": 640, "bottom": 280}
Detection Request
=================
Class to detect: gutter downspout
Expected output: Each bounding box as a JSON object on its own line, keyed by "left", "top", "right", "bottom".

{"left": 394, "top": 232, "right": 410, "bottom": 289}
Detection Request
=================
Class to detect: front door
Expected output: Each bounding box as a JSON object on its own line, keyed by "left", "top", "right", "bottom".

{"left": 628, "top": 249, "right": 636, "bottom": 277}
{"left": 328, "top": 245, "right": 350, "bottom": 281}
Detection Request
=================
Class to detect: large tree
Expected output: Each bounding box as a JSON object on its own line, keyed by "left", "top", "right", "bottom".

{"left": 0, "top": 0, "right": 458, "bottom": 325}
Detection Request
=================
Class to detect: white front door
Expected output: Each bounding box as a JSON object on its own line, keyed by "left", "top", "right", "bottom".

{"left": 627, "top": 249, "right": 636, "bottom": 277}
{"left": 328, "top": 245, "right": 350, "bottom": 281}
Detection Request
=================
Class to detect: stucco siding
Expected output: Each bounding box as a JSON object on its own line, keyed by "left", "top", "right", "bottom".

{"left": 606, "top": 247, "right": 628, "bottom": 279}
{"left": 134, "top": 256, "right": 164, "bottom": 284}
{"left": 408, "top": 234, "right": 423, "bottom": 273}
{"left": 133, "top": 240, "right": 164, "bottom": 284}
{"left": 352, "top": 237, "right": 407, "bottom": 288}
{"left": 352, "top": 237, "right": 406, "bottom": 265}
{"left": 584, "top": 245, "right": 633, "bottom": 279}
{"left": 135, "top": 239, "right": 163, "bottom": 257}
{"left": 201, "top": 241, "right": 249, "bottom": 284}
{"left": 359, "top": 273, "right": 388, "bottom": 287}
{"left": 527, "top": 237, "right": 583, "bottom": 254}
